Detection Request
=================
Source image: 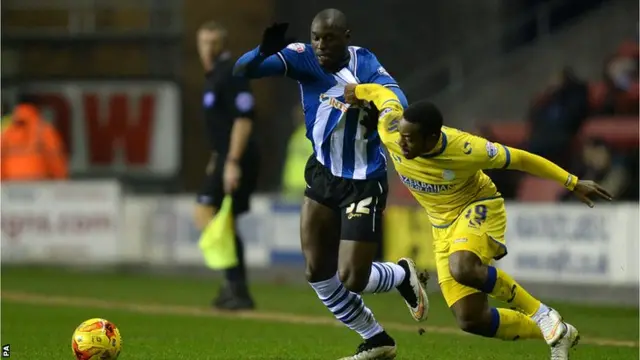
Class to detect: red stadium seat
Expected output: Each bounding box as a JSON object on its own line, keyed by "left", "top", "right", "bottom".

{"left": 479, "top": 116, "right": 638, "bottom": 150}
{"left": 480, "top": 122, "right": 529, "bottom": 147}
{"left": 587, "top": 81, "right": 608, "bottom": 112}
{"left": 580, "top": 117, "right": 639, "bottom": 149}
{"left": 617, "top": 40, "right": 640, "bottom": 59}
{"left": 516, "top": 176, "right": 567, "bottom": 202}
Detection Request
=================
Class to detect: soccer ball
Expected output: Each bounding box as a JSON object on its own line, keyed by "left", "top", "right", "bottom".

{"left": 71, "top": 318, "right": 122, "bottom": 360}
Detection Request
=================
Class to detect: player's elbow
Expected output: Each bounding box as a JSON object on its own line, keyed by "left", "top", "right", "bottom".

{"left": 232, "top": 61, "right": 247, "bottom": 77}
{"left": 233, "top": 51, "right": 256, "bottom": 77}
{"left": 390, "top": 87, "right": 409, "bottom": 109}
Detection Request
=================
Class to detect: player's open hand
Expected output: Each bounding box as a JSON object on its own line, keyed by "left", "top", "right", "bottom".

{"left": 260, "top": 23, "right": 296, "bottom": 56}
{"left": 572, "top": 180, "right": 613, "bottom": 208}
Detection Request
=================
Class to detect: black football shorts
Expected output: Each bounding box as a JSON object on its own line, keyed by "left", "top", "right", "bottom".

{"left": 303, "top": 156, "right": 387, "bottom": 242}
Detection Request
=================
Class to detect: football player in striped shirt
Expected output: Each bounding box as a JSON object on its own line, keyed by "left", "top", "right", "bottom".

{"left": 234, "top": 8, "right": 427, "bottom": 360}
{"left": 345, "top": 83, "right": 612, "bottom": 360}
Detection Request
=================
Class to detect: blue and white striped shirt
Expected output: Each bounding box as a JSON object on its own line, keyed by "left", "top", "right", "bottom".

{"left": 235, "top": 43, "right": 408, "bottom": 180}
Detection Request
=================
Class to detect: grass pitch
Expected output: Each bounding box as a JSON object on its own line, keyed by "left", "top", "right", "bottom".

{"left": 2, "top": 267, "right": 638, "bottom": 359}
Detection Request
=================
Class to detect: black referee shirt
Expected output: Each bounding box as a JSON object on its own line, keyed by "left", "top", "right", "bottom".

{"left": 203, "top": 51, "right": 256, "bottom": 157}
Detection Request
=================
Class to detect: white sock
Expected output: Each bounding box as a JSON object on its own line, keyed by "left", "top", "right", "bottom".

{"left": 363, "top": 262, "right": 407, "bottom": 294}
{"left": 309, "top": 274, "right": 384, "bottom": 339}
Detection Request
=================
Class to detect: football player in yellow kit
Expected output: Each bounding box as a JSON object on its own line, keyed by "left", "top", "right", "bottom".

{"left": 344, "top": 83, "right": 612, "bottom": 360}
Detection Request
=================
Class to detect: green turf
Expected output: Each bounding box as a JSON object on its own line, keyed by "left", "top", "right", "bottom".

{"left": 2, "top": 267, "right": 638, "bottom": 360}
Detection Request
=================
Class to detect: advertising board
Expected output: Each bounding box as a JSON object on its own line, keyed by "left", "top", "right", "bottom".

{"left": 1, "top": 181, "right": 121, "bottom": 264}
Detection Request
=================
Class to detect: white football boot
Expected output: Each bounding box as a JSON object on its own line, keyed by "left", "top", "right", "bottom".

{"left": 396, "top": 258, "right": 429, "bottom": 322}
{"left": 535, "top": 307, "right": 568, "bottom": 346}
{"left": 551, "top": 323, "right": 580, "bottom": 360}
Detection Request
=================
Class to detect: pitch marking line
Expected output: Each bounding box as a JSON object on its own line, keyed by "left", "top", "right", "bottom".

{"left": 2, "top": 291, "right": 637, "bottom": 348}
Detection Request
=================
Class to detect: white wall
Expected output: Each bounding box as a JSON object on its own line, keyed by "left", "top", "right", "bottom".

{"left": 2, "top": 181, "right": 638, "bottom": 286}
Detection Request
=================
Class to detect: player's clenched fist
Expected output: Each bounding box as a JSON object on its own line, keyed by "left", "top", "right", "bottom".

{"left": 343, "top": 84, "right": 369, "bottom": 109}
{"left": 343, "top": 83, "right": 358, "bottom": 105}
{"left": 259, "top": 23, "right": 296, "bottom": 57}
{"left": 344, "top": 84, "right": 380, "bottom": 133}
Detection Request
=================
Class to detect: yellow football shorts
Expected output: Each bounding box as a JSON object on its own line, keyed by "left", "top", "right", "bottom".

{"left": 432, "top": 196, "right": 508, "bottom": 307}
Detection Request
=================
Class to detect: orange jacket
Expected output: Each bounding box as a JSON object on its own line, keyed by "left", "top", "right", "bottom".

{"left": 1, "top": 104, "right": 69, "bottom": 181}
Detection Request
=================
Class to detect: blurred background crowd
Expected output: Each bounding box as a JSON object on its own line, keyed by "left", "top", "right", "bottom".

{"left": 1, "top": 0, "right": 638, "bottom": 204}
{"left": 473, "top": 39, "right": 639, "bottom": 203}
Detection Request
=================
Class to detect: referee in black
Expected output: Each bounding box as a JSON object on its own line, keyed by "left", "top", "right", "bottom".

{"left": 194, "top": 21, "right": 259, "bottom": 310}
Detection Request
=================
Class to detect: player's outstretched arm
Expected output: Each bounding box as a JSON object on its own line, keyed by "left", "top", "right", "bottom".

{"left": 352, "top": 84, "right": 401, "bottom": 111}
{"left": 344, "top": 83, "right": 403, "bottom": 121}
{"left": 344, "top": 83, "right": 407, "bottom": 136}
{"left": 233, "top": 47, "right": 285, "bottom": 78}
{"left": 347, "top": 84, "right": 405, "bottom": 138}
{"left": 233, "top": 23, "right": 295, "bottom": 78}
{"left": 507, "top": 147, "right": 613, "bottom": 207}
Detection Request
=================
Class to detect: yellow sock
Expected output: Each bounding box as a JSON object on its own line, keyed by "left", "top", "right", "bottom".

{"left": 482, "top": 266, "right": 541, "bottom": 316}
{"left": 492, "top": 308, "right": 543, "bottom": 341}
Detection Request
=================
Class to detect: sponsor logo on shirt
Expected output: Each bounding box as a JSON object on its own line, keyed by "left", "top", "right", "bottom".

{"left": 486, "top": 141, "right": 498, "bottom": 158}
{"left": 377, "top": 66, "right": 390, "bottom": 77}
{"left": 319, "top": 93, "right": 349, "bottom": 112}
{"left": 400, "top": 175, "right": 455, "bottom": 194}
{"left": 286, "top": 43, "right": 306, "bottom": 53}
{"left": 442, "top": 170, "right": 456, "bottom": 181}
{"left": 463, "top": 141, "right": 472, "bottom": 155}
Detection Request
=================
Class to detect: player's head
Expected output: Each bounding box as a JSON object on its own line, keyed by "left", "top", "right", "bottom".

{"left": 310, "top": 9, "right": 350, "bottom": 71}
{"left": 398, "top": 100, "right": 443, "bottom": 159}
{"left": 197, "top": 21, "right": 228, "bottom": 69}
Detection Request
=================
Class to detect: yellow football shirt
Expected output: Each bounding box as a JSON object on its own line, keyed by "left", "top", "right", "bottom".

{"left": 353, "top": 83, "right": 577, "bottom": 227}
{"left": 381, "top": 124, "right": 509, "bottom": 227}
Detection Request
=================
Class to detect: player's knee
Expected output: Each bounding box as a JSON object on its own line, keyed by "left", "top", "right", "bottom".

{"left": 305, "top": 263, "right": 332, "bottom": 283}
{"left": 338, "top": 267, "right": 368, "bottom": 293}
{"left": 449, "top": 251, "right": 484, "bottom": 288}
{"left": 304, "top": 251, "right": 336, "bottom": 283}
{"left": 304, "top": 267, "right": 317, "bottom": 283}
{"left": 449, "top": 262, "right": 475, "bottom": 286}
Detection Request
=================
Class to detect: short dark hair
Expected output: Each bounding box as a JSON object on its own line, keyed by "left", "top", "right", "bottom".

{"left": 403, "top": 100, "right": 443, "bottom": 137}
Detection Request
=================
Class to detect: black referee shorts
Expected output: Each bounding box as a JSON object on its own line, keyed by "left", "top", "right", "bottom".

{"left": 197, "top": 150, "right": 259, "bottom": 216}
{"left": 303, "top": 156, "right": 388, "bottom": 243}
